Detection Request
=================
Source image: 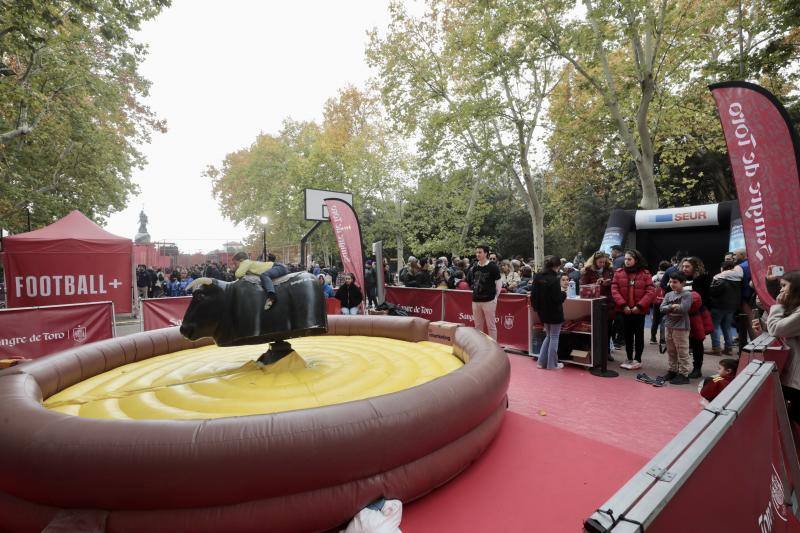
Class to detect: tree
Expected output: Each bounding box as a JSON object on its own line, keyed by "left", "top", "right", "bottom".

{"left": 0, "top": 1, "right": 168, "bottom": 232}
{"left": 541, "top": 0, "right": 799, "bottom": 254}
{"left": 401, "top": 168, "right": 492, "bottom": 257}
{"left": 206, "top": 87, "right": 412, "bottom": 267}
{"left": 530, "top": 0, "right": 735, "bottom": 209}
{"left": 367, "top": 0, "right": 562, "bottom": 266}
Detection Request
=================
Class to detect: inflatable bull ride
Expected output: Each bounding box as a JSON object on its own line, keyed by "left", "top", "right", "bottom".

{"left": 180, "top": 271, "right": 328, "bottom": 364}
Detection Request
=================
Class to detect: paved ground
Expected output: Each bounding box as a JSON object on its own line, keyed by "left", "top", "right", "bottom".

{"left": 604, "top": 336, "right": 726, "bottom": 385}
{"left": 114, "top": 315, "right": 143, "bottom": 337}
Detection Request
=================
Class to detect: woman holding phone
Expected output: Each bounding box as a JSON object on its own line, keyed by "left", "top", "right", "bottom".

{"left": 765, "top": 270, "right": 800, "bottom": 421}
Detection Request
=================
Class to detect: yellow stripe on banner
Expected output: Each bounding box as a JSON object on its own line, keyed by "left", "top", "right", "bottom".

{"left": 44, "top": 337, "right": 464, "bottom": 420}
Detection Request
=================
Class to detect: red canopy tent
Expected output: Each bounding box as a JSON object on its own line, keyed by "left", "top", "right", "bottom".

{"left": 1, "top": 211, "right": 133, "bottom": 313}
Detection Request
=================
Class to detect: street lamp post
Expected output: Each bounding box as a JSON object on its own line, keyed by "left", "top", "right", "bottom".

{"left": 259, "top": 216, "right": 268, "bottom": 260}
{"left": 25, "top": 203, "right": 32, "bottom": 232}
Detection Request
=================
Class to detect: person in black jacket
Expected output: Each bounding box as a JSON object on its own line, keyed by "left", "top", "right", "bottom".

{"left": 414, "top": 258, "right": 434, "bottom": 288}
{"left": 335, "top": 273, "right": 363, "bottom": 315}
{"left": 531, "top": 255, "right": 567, "bottom": 370}
{"left": 364, "top": 261, "right": 377, "bottom": 308}
{"left": 706, "top": 260, "right": 741, "bottom": 356}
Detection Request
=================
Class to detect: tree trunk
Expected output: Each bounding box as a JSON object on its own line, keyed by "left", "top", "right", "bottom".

{"left": 395, "top": 200, "right": 404, "bottom": 273}
{"left": 531, "top": 200, "right": 544, "bottom": 270}
{"left": 636, "top": 152, "right": 659, "bottom": 209}
{"left": 460, "top": 169, "right": 482, "bottom": 251}
{"left": 583, "top": 0, "right": 661, "bottom": 209}
{"left": 395, "top": 233, "right": 404, "bottom": 272}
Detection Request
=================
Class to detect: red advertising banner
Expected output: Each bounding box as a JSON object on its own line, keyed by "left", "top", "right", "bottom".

{"left": 142, "top": 296, "right": 192, "bottom": 331}
{"left": 0, "top": 302, "right": 114, "bottom": 359}
{"left": 4, "top": 254, "right": 132, "bottom": 313}
{"left": 646, "top": 376, "right": 800, "bottom": 533}
{"left": 443, "top": 289, "right": 476, "bottom": 326}
{"left": 443, "top": 290, "right": 530, "bottom": 351}
{"left": 385, "top": 287, "right": 443, "bottom": 321}
{"left": 325, "top": 199, "right": 365, "bottom": 303}
{"left": 710, "top": 82, "right": 800, "bottom": 307}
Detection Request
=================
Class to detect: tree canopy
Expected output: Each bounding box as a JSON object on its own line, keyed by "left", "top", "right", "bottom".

{"left": 208, "top": 0, "right": 798, "bottom": 265}
{"left": 0, "top": 0, "right": 168, "bottom": 233}
{"left": 206, "top": 87, "right": 412, "bottom": 266}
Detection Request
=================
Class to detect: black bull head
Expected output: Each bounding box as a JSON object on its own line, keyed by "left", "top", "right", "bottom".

{"left": 179, "top": 272, "right": 327, "bottom": 347}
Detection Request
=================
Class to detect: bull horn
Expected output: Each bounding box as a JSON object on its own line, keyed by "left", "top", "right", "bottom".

{"left": 186, "top": 277, "right": 214, "bottom": 292}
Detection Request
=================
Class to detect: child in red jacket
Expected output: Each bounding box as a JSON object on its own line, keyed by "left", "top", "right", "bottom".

{"left": 699, "top": 358, "right": 737, "bottom": 404}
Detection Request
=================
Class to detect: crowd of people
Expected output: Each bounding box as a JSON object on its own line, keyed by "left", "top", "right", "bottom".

{"left": 134, "top": 243, "right": 800, "bottom": 410}
{"left": 135, "top": 255, "right": 378, "bottom": 317}
{"left": 389, "top": 244, "right": 800, "bottom": 405}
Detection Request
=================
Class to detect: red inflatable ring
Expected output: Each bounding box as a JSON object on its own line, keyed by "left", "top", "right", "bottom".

{"left": 0, "top": 315, "right": 509, "bottom": 532}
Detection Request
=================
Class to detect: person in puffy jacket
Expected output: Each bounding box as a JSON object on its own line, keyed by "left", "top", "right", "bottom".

{"left": 531, "top": 255, "right": 567, "bottom": 370}
{"left": 318, "top": 274, "right": 334, "bottom": 298}
{"left": 611, "top": 249, "right": 655, "bottom": 370}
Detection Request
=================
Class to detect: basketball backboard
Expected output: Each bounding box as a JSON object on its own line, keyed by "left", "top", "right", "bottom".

{"left": 304, "top": 188, "right": 353, "bottom": 221}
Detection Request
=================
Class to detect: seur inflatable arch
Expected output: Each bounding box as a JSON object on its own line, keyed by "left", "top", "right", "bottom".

{"left": 600, "top": 200, "right": 744, "bottom": 269}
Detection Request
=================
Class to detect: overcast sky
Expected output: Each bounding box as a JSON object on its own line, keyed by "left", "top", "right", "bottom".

{"left": 103, "top": 0, "right": 393, "bottom": 253}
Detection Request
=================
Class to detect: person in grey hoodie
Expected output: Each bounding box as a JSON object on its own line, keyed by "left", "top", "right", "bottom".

{"left": 659, "top": 271, "right": 694, "bottom": 385}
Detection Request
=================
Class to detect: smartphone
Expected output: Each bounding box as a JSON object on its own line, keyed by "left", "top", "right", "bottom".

{"left": 772, "top": 265, "right": 785, "bottom": 277}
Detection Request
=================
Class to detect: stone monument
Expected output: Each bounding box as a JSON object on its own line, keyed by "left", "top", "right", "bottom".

{"left": 134, "top": 209, "right": 151, "bottom": 244}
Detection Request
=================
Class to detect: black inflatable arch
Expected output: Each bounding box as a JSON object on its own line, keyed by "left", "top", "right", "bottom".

{"left": 600, "top": 200, "right": 743, "bottom": 269}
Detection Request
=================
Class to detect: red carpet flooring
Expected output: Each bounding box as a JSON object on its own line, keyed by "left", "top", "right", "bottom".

{"left": 401, "top": 355, "right": 702, "bottom": 532}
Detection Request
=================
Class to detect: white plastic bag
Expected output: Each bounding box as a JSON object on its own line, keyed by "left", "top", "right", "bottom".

{"left": 343, "top": 499, "right": 402, "bottom": 533}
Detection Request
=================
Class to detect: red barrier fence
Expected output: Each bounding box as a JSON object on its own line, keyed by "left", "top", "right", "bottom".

{"left": 584, "top": 361, "right": 800, "bottom": 532}
{"left": 142, "top": 297, "right": 191, "bottom": 331}
{"left": 0, "top": 301, "right": 114, "bottom": 359}
{"left": 385, "top": 287, "right": 443, "bottom": 321}
{"left": 646, "top": 372, "right": 800, "bottom": 533}
{"left": 386, "top": 287, "right": 531, "bottom": 352}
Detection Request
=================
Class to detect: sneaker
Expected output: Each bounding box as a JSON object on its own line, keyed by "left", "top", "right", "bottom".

{"left": 555, "top": 363, "right": 564, "bottom": 369}
{"left": 652, "top": 376, "right": 667, "bottom": 387}
{"left": 620, "top": 360, "right": 633, "bottom": 369}
{"left": 670, "top": 374, "right": 690, "bottom": 385}
{"left": 688, "top": 367, "right": 702, "bottom": 379}
{"left": 263, "top": 292, "right": 277, "bottom": 311}
{"left": 636, "top": 373, "right": 654, "bottom": 384}
{"left": 658, "top": 340, "right": 667, "bottom": 354}
{"left": 629, "top": 361, "right": 643, "bottom": 370}
{"left": 722, "top": 347, "right": 734, "bottom": 356}
{"left": 649, "top": 338, "right": 658, "bottom": 345}
{"left": 704, "top": 347, "right": 721, "bottom": 356}
{"left": 659, "top": 371, "right": 678, "bottom": 382}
